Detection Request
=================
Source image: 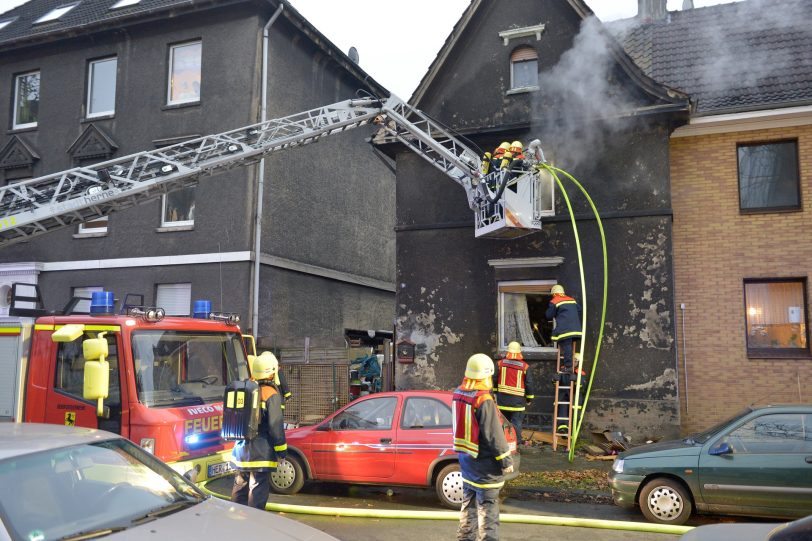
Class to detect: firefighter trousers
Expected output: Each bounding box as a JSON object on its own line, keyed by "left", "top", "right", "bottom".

{"left": 232, "top": 469, "right": 270, "bottom": 509}
{"left": 457, "top": 483, "right": 501, "bottom": 541}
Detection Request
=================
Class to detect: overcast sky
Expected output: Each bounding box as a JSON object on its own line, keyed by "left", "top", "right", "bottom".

{"left": 0, "top": 0, "right": 740, "bottom": 97}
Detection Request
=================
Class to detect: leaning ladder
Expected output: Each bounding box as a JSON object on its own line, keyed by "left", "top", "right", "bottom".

{"left": 551, "top": 342, "right": 580, "bottom": 451}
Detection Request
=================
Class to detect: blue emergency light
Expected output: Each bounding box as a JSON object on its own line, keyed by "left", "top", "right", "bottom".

{"left": 193, "top": 300, "right": 212, "bottom": 319}
{"left": 90, "top": 291, "right": 114, "bottom": 315}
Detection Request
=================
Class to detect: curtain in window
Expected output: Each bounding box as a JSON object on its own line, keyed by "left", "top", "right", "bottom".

{"left": 503, "top": 293, "right": 540, "bottom": 347}
{"left": 745, "top": 282, "right": 806, "bottom": 348}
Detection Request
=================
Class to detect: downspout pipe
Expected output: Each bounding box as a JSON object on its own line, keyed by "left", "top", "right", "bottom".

{"left": 252, "top": 1, "right": 285, "bottom": 336}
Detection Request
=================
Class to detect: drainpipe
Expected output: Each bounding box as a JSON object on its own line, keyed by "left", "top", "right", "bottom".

{"left": 252, "top": 1, "right": 285, "bottom": 336}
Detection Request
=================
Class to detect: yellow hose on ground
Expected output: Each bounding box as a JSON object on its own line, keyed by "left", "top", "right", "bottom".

{"left": 198, "top": 480, "right": 692, "bottom": 535}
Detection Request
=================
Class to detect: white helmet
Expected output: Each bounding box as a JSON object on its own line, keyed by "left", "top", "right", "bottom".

{"left": 252, "top": 351, "right": 278, "bottom": 381}
{"left": 465, "top": 353, "right": 495, "bottom": 380}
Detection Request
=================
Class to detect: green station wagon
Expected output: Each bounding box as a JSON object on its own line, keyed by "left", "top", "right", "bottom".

{"left": 609, "top": 404, "right": 812, "bottom": 525}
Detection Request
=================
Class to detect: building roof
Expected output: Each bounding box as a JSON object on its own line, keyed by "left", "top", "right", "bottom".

{"left": 610, "top": 0, "right": 812, "bottom": 115}
{"left": 0, "top": 0, "right": 387, "bottom": 97}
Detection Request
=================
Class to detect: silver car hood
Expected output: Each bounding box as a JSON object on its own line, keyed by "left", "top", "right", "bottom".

{"left": 111, "top": 497, "right": 336, "bottom": 541}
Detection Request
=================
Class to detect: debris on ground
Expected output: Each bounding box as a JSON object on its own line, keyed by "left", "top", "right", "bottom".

{"left": 507, "top": 468, "right": 610, "bottom": 492}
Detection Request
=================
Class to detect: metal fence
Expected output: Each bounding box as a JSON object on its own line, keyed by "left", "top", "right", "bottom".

{"left": 279, "top": 361, "right": 350, "bottom": 426}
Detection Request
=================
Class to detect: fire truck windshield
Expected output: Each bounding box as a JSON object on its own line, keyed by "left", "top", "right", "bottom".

{"left": 131, "top": 331, "right": 249, "bottom": 407}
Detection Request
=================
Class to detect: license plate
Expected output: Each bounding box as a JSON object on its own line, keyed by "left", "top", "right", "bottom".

{"left": 207, "top": 461, "right": 232, "bottom": 478}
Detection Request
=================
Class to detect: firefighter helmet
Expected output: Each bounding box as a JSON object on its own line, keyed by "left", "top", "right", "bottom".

{"left": 551, "top": 284, "right": 565, "bottom": 295}
{"left": 252, "top": 351, "right": 278, "bottom": 380}
{"left": 507, "top": 341, "right": 522, "bottom": 355}
{"left": 509, "top": 140, "right": 523, "bottom": 153}
{"left": 465, "top": 353, "right": 494, "bottom": 380}
{"left": 494, "top": 141, "right": 511, "bottom": 157}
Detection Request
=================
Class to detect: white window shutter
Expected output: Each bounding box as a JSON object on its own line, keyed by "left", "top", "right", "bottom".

{"left": 156, "top": 283, "right": 192, "bottom": 316}
{"left": 72, "top": 286, "right": 103, "bottom": 313}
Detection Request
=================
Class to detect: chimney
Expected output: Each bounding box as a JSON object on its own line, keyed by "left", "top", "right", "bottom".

{"left": 682, "top": 0, "right": 694, "bottom": 9}
{"left": 637, "top": 0, "right": 667, "bottom": 22}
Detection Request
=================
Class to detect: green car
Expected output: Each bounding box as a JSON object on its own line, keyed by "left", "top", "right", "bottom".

{"left": 609, "top": 404, "right": 812, "bottom": 525}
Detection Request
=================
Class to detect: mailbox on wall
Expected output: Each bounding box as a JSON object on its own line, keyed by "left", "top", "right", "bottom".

{"left": 396, "top": 341, "right": 415, "bottom": 364}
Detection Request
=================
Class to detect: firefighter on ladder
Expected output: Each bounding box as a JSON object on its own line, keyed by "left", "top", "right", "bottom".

{"left": 545, "top": 284, "right": 582, "bottom": 373}
{"left": 231, "top": 351, "right": 287, "bottom": 509}
{"left": 453, "top": 353, "right": 514, "bottom": 541}
{"left": 493, "top": 341, "right": 535, "bottom": 441}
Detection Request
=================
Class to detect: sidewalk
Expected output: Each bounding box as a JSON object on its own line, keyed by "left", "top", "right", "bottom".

{"left": 505, "top": 441, "right": 615, "bottom": 503}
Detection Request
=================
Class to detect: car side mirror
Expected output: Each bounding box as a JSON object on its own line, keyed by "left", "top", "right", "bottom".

{"left": 709, "top": 442, "right": 732, "bottom": 456}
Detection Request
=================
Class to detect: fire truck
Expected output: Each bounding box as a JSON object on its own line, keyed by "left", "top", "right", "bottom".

{"left": 0, "top": 94, "right": 554, "bottom": 482}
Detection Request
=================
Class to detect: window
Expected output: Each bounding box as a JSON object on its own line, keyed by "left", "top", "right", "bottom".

{"left": 86, "top": 57, "right": 117, "bottom": 118}
{"left": 54, "top": 331, "right": 119, "bottom": 405}
{"left": 34, "top": 2, "right": 79, "bottom": 24}
{"left": 161, "top": 187, "right": 195, "bottom": 226}
{"left": 401, "top": 397, "right": 452, "bottom": 429}
{"left": 155, "top": 283, "right": 191, "bottom": 316}
{"left": 744, "top": 278, "right": 808, "bottom": 357}
{"left": 78, "top": 216, "right": 109, "bottom": 235}
{"left": 510, "top": 47, "right": 538, "bottom": 90}
{"left": 722, "top": 413, "right": 812, "bottom": 454}
{"left": 0, "top": 18, "right": 17, "bottom": 31}
{"left": 110, "top": 0, "right": 141, "bottom": 8}
{"left": 498, "top": 280, "right": 556, "bottom": 352}
{"left": 13, "top": 71, "right": 39, "bottom": 129}
{"left": 332, "top": 396, "right": 397, "bottom": 430}
{"left": 738, "top": 141, "right": 800, "bottom": 211}
{"left": 167, "top": 41, "right": 201, "bottom": 105}
{"left": 71, "top": 286, "right": 103, "bottom": 313}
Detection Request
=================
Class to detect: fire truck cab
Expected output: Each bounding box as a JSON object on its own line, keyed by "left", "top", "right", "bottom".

{"left": 0, "top": 288, "right": 250, "bottom": 483}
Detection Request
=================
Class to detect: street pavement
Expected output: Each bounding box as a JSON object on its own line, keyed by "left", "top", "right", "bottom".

{"left": 205, "top": 475, "right": 769, "bottom": 541}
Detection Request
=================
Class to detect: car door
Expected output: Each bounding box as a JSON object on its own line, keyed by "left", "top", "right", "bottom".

{"left": 698, "top": 411, "right": 812, "bottom": 516}
{"left": 394, "top": 395, "right": 455, "bottom": 486}
{"left": 310, "top": 395, "right": 397, "bottom": 480}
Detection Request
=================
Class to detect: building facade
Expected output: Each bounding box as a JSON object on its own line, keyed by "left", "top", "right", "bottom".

{"left": 390, "top": 0, "right": 690, "bottom": 439}
{"left": 0, "top": 0, "right": 395, "bottom": 351}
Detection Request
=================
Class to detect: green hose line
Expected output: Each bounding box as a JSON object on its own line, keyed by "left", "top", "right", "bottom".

{"left": 540, "top": 164, "right": 609, "bottom": 462}
{"left": 198, "top": 480, "right": 692, "bottom": 535}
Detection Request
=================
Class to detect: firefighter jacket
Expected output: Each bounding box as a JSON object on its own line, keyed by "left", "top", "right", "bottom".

{"left": 453, "top": 378, "right": 514, "bottom": 489}
{"left": 545, "top": 295, "right": 583, "bottom": 341}
{"left": 278, "top": 371, "right": 292, "bottom": 402}
{"left": 492, "top": 357, "right": 535, "bottom": 411}
{"left": 231, "top": 383, "right": 287, "bottom": 471}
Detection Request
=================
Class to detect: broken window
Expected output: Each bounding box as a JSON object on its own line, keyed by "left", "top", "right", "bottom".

{"left": 744, "top": 278, "right": 808, "bottom": 357}
{"left": 738, "top": 140, "right": 800, "bottom": 212}
{"left": 498, "top": 281, "right": 556, "bottom": 353}
{"left": 161, "top": 187, "right": 195, "bottom": 227}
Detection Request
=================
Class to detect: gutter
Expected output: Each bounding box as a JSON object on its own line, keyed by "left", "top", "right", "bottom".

{"left": 252, "top": 0, "right": 284, "bottom": 336}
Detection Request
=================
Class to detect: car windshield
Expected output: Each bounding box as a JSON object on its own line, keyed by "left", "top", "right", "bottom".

{"left": 0, "top": 439, "right": 204, "bottom": 541}
{"left": 690, "top": 407, "right": 752, "bottom": 444}
{"left": 132, "top": 330, "right": 249, "bottom": 407}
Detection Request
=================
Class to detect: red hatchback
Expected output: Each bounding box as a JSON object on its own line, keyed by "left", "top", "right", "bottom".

{"left": 269, "top": 390, "right": 520, "bottom": 508}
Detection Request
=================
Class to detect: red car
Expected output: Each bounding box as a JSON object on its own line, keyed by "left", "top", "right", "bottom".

{"left": 269, "top": 390, "right": 520, "bottom": 508}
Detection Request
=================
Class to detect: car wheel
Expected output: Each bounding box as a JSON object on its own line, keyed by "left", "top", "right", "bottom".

{"left": 269, "top": 455, "right": 305, "bottom": 495}
{"left": 639, "top": 477, "right": 693, "bottom": 525}
{"left": 435, "top": 463, "right": 464, "bottom": 509}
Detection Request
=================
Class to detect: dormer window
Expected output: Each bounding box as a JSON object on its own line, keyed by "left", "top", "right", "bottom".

{"left": 510, "top": 46, "right": 538, "bottom": 91}
{"left": 34, "top": 2, "right": 79, "bottom": 24}
{"left": 110, "top": 0, "right": 141, "bottom": 9}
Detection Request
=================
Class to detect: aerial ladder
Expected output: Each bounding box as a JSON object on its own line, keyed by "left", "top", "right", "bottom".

{"left": 0, "top": 95, "right": 555, "bottom": 249}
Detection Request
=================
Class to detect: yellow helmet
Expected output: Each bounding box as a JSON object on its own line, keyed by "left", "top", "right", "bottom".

{"left": 465, "top": 353, "right": 494, "bottom": 380}
{"left": 509, "top": 140, "right": 523, "bottom": 152}
{"left": 498, "top": 142, "right": 511, "bottom": 150}
{"left": 252, "top": 351, "right": 278, "bottom": 381}
{"left": 507, "top": 341, "right": 522, "bottom": 354}
{"left": 551, "top": 284, "right": 565, "bottom": 295}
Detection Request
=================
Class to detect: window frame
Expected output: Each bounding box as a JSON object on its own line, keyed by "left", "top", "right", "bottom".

{"left": 743, "top": 277, "right": 810, "bottom": 359}
{"left": 155, "top": 283, "right": 192, "bottom": 316}
{"left": 71, "top": 285, "right": 103, "bottom": 314}
{"left": 77, "top": 216, "right": 109, "bottom": 235}
{"left": 54, "top": 331, "right": 120, "bottom": 406}
{"left": 498, "top": 279, "right": 557, "bottom": 355}
{"left": 737, "top": 139, "right": 801, "bottom": 214}
{"left": 166, "top": 40, "right": 202, "bottom": 106}
{"left": 509, "top": 46, "right": 539, "bottom": 92}
{"left": 12, "top": 70, "right": 40, "bottom": 130}
{"left": 160, "top": 187, "right": 195, "bottom": 227}
{"left": 86, "top": 56, "right": 117, "bottom": 119}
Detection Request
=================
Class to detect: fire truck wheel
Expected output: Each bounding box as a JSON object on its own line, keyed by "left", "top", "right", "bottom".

{"left": 269, "top": 456, "right": 305, "bottom": 495}
{"left": 435, "top": 462, "right": 463, "bottom": 509}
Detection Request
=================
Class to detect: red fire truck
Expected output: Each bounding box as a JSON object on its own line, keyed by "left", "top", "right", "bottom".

{"left": 0, "top": 287, "right": 249, "bottom": 483}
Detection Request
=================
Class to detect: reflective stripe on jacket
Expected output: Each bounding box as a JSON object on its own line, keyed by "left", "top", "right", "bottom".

{"left": 231, "top": 383, "right": 287, "bottom": 471}
{"left": 546, "top": 295, "right": 583, "bottom": 341}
